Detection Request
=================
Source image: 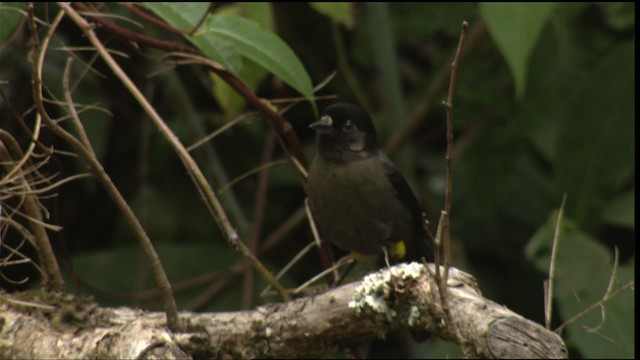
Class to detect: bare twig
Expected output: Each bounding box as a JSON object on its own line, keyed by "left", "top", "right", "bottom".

{"left": 555, "top": 280, "right": 634, "bottom": 334}
{"left": 292, "top": 255, "right": 353, "bottom": 295}
{"left": 73, "top": 3, "right": 199, "bottom": 54}
{"left": 384, "top": 20, "right": 485, "bottom": 155}
{"left": 545, "top": 193, "right": 567, "bottom": 329}
{"left": 59, "top": 3, "right": 291, "bottom": 305}
{"left": 219, "top": 159, "right": 288, "bottom": 194}
{"left": 260, "top": 240, "right": 317, "bottom": 297}
{"left": 30, "top": 4, "right": 179, "bottom": 330}
{"left": 0, "top": 216, "right": 43, "bottom": 283}
{"left": 0, "top": 130, "right": 63, "bottom": 290}
{"left": 127, "top": 2, "right": 214, "bottom": 36}
{"left": 187, "top": 111, "right": 258, "bottom": 152}
{"left": 432, "top": 211, "right": 444, "bottom": 295}
{"left": 441, "top": 20, "right": 468, "bottom": 296}
{"left": 243, "top": 129, "right": 277, "bottom": 309}
{"left": 73, "top": 4, "right": 309, "bottom": 178}
{"left": 588, "top": 247, "right": 620, "bottom": 332}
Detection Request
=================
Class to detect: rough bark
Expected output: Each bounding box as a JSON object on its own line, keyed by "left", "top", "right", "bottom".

{"left": 0, "top": 263, "right": 567, "bottom": 359}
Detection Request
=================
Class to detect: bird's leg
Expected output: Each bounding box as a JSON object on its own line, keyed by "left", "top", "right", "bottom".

{"left": 382, "top": 246, "right": 399, "bottom": 290}
{"left": 382, "top": 246, "right": 392, "bottom": 269}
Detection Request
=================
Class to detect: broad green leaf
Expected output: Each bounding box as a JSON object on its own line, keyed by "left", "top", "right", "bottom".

{"left": 0, "top": 2, "right": 26, "bottom": 45}
{"left": 214, "top": 3, "right": 274, "bottom": 32}
{"left": 310, "top": 2, "right": 355, "bottom": 29}
{"left": 601, "top": 190, "right": 635, "bottom": 230}
{"left": 145, "top": 2, "right": 242, "bottom": 71}
{"left": 526, "top": 214, "right": 635, "bottom": 358}
{"left": 554, "top": 41, "right": 635, "bottom": 228}
{"left": 201, "top": 15, "right": 316, "bottom": 114}
{"left": 241, "top": 2, "right": 274, "bottom": 31}
{"left": 146, "top": 3, "right": 316, "bottom": 113}
{"left": 210, "top": 3, "right": 273, "bottom": 116}
{"left": 212, "top": 58, "right": 267, "bottom": 117}
{"left": 480, "top": 3, "right": 556, "bottom": 98}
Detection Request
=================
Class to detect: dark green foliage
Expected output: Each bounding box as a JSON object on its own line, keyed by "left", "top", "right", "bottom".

{"left": 0, "top": 2, "right": 633, "bottom": 358}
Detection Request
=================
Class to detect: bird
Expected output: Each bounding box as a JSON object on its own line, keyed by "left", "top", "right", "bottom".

{"left": 307, "top": 102, "right": 431, "bottom": 266}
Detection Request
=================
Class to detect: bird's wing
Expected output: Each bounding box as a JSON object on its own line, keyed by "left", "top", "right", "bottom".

{"left": 379, "top": 152, "right": 433, "bottom": 261}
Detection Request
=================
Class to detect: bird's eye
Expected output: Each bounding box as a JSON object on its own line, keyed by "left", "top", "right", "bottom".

{"left": 343, "top": 121, "right": 356, "bottom": 132}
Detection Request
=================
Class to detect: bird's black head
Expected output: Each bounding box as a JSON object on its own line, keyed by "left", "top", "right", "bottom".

{"left": 309, "top": 103, "right": 379, "bottom": 163}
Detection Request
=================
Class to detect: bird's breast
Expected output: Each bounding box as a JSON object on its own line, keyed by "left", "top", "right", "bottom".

{"left": 307, "top": 156, "right": 413, "bottom": 255}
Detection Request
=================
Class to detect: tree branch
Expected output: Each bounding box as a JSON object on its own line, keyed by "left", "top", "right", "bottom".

{"left": 0, "top": 263, "right": 567, "bottom": 359}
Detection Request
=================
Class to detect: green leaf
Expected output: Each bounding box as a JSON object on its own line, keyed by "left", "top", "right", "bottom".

{"left": 601, "top": 190, "right": 635, "bottom": 230}
{"left": 526, "top": 214, "right": 635, "bottom": 358}
{"left": 145, "top": 2, "right": 242, "bottom": 71}
{"left": 599, "top": 2, "right": 635, "bottom": 31}
{"left": 0, "top": 2, "right": 26, "bottom": 45}
{"left": 310, "top": 2, "right": 355, "bottom": 29}
{"left": 201, "top": 15, "right": 316, "bottom": 113}
{"left": 554, "top": 41, "right": 635, "bottom": 228}
{"left": 210, "top": 3, "right": 273, "bottom": 116}
{"left": 212, "top": 59, "right": 267, "bottom": 117}
{"left": 240, "top": 2, "right": 274, "bottom": 31}
{"left": 480, "top": 3, "right": 556, "bottom": 98}
{"left": 146, "top": 4, "right": 316, "bottom": 113}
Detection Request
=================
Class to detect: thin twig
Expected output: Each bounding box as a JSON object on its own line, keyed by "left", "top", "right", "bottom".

{"left": 304, "top": 198, "right": 322, "bottom": 249}
{"left": 546, "top": 193, "right": 567, "bottom": 329}
{"left": 59, "top": 2, "right": 291, "bottom": 304}
{"left": 80, "top": 208, "right": 307, "bottom": 305}
{"left": 243, "top": 129, "right": 276, "bottom": 310}
{"left": 442, "top": 20, "right": 468, "bottom": 298}
{"left": 292, "top": 255, "right": 353, "bottom": 295}
{"left": 432, "top": 211, "right": 443, "bottom": 288}
{"left": 384, "top": 20, "right": 485, "bottom": 155}
{"left": 555, "top": 281, "right": 634, "bottom": 334}
{"left": 187, "top": 111, "right": 258, "bottom": 152}
{"left": 187, "top": 2, "right": 215, "bottom": 35}
{"left": 31, "top": 4, "right": 181, "bottom": 331}
{"left": 0, "top": 130, "right": 63, "bottom": 289}
{"left": 73, "top": 3, "right": 199, "bottom": 54}
{"left": 579, "top": 247, "right": 621, "bottom": 335}
{"left": 260, "top": 240, "right": 317, "bottom": 297}
{"left": 74, "top": 5, "right": 309, "bottom": 178}
{"left": 219, "top": 159, "right": 288, "bottom": 194}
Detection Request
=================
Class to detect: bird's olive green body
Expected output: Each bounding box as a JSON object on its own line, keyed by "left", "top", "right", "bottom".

{"left": 308, "top": 152, "right": 413, "bottom": 256}
{"left": 307, "top": 103, "right": 430, "bottom": 263}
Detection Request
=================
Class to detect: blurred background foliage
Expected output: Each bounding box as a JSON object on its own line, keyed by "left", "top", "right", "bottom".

{"left": 0, "top": 2, "right": 634, "bottom": 358}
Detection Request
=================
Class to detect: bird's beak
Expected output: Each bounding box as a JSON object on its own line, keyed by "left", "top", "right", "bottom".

{"left": 309, "top": 115, "right": 332, "bottom": 133}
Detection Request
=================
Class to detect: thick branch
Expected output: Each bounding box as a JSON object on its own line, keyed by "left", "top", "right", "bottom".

{"left": 0, "top": 264, "right": 567, "bottom": 359}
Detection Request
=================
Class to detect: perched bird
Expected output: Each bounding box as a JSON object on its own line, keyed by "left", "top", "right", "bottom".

{"left": 307, "top": 103, "right": 431, "bottom": 265}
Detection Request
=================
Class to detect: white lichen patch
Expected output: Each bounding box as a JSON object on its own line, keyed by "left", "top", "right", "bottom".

{"left": 400, "top": 262, "right": 425, "bottom": 279}
{"left": 348, "top": 263, "right": 426, "bottom": 322}
{"left": 407, "top": 305, "right": 421, "bottom": 327}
